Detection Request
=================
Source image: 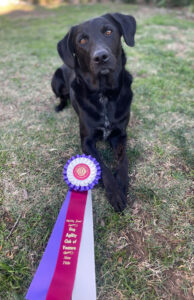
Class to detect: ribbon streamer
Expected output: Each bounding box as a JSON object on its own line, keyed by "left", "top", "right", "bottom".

{"left": 26, "top": 191, "right": 71, "bottom": 300}
{"left": 72, "top": 190, "right": 96, "bottom": 300}
{"left": 46, "top": 191, "right": 87, "bottom": 300}
{"left": 26, "top": 155, "right": 100, "bottom": 300}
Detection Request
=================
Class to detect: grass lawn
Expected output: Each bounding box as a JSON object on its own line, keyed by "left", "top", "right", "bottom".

{"left": 0, "top": 3, "right": 193, "bottom": 300}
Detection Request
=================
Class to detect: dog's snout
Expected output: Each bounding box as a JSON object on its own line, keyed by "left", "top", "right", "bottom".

{"left": 93, "top": 49, "right": 109, "bottom": 64}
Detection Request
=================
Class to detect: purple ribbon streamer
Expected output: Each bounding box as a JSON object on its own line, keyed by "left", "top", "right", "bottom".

{"left": 25, "top": 191, "right": 71, "bottom": 300}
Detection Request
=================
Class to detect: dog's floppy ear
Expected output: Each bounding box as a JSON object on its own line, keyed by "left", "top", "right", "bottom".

{"left": 104, "top": 13, "right": 136, "bottom": 47}
{"left": 57, "top": 27, "right": 76, "bottom": 68}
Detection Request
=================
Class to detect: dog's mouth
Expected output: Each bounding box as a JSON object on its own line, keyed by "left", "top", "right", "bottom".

{"left": 90, "top": 57, "right": 117, "bottom": 79}
{"left": 98, "top": 64, "right": 116, "bottom": 76}
{"left": 100, "top": 68, "right": 110, "bottom": 75}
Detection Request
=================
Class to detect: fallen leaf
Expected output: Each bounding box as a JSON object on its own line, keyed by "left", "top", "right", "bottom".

{"left": 118, "top": 257, "right": 123, "bottom": 264}
{"left": 6, "top": 251, "right": 14, "bottom": 259}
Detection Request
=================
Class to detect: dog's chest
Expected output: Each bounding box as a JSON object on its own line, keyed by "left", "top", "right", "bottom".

{"left": 98, "top": 94, "right": 112, "bottom": 140}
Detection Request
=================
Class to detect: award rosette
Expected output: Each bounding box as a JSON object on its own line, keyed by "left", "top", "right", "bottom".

{"left": 64, "top": 154, "right": 101, "bottom": 191}
{"left": 26, "top": 154, "right": 101, "bottom": 300}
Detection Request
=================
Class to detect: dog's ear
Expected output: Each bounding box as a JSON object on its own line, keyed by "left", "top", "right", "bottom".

{"left": 57, "top": 27, "right": 76, "bottom": 68}
{"left": 104, "top": 13, "right": 136, "bottom": 47}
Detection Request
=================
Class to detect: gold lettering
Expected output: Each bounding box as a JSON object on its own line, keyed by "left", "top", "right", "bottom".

{"left": 66, "top": 233, "right": 77, "bottom": 238}
{"left": 63, "top": 246, "right": 76, "bottom": 250}
{"left": 69, "top": 227, "right": 76, "bottom": 232}
{"left": 64, "top": 256, "right": 71, "bottom": 260}
{"left": 63, "top": 261, "right": 71, "bottom": 265}
{"left": 64, "top": 239, "right": 72, "bottom": 244}
{"left": 63, "top": 251, "right": 73, "bottom": 255}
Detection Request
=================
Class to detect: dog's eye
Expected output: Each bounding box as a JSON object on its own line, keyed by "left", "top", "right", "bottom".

{"left": 105, "top": 29, "right": 112, "bottom": 36}
{"left": 80, "top": 37, "right": 88, "bottom": 45}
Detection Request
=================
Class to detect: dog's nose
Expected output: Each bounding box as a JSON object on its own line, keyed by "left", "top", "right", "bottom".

{"left": 93, "top": 50, "right": 109, "bottom": 64}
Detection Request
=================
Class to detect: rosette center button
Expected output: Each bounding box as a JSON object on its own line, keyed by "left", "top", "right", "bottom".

{"left": 73, "top": 164, "right": 91, "bottom": 180}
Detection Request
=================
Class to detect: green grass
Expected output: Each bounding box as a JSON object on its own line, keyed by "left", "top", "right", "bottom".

{"left": 0, "top": 3, "right": 193, "bottom": 300}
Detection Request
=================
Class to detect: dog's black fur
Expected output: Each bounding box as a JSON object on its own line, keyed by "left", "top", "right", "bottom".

{"left": 51, "top": 13, "right": 136, "bottom": 212}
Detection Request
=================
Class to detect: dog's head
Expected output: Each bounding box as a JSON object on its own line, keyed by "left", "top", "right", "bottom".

{"left": 57, "top": 13, "right": 136, "bottom": 78}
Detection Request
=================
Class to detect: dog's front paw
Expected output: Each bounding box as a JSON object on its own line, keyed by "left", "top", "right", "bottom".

{"left": 106, "top": 189, "right": 127, "bottom": 212}
{"left": 114, "top": 169, "right": 128, "bottom": 197}
{"left": 102, "top": 170, "right": 127, "bottom": 212}
{"left": 55, "top": 97, "right": 68, "bottom": 112}
{"left": 113, "top": 156, "right": 129, "bottom": 197}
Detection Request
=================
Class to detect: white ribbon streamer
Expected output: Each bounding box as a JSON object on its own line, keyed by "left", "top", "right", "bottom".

{"left": 72, "top": 190, "right": 96, "bottom": 300}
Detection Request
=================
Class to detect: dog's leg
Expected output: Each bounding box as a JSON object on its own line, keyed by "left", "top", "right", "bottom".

{"left": 55, "top": 94, "right": 68, "bottom": 112}
{"left": 81, "top": 133, "right": 126, "bottom": 212}
{"left": 51, "top": 68, "right": 69, "bottom": 112}
{"left": 109, "top": 133, "right": 129, "bottom": 198}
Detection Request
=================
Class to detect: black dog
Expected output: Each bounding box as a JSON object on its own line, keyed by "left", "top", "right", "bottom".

{"left": 51, "top": 13, "right": 136, "bottom": 212}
